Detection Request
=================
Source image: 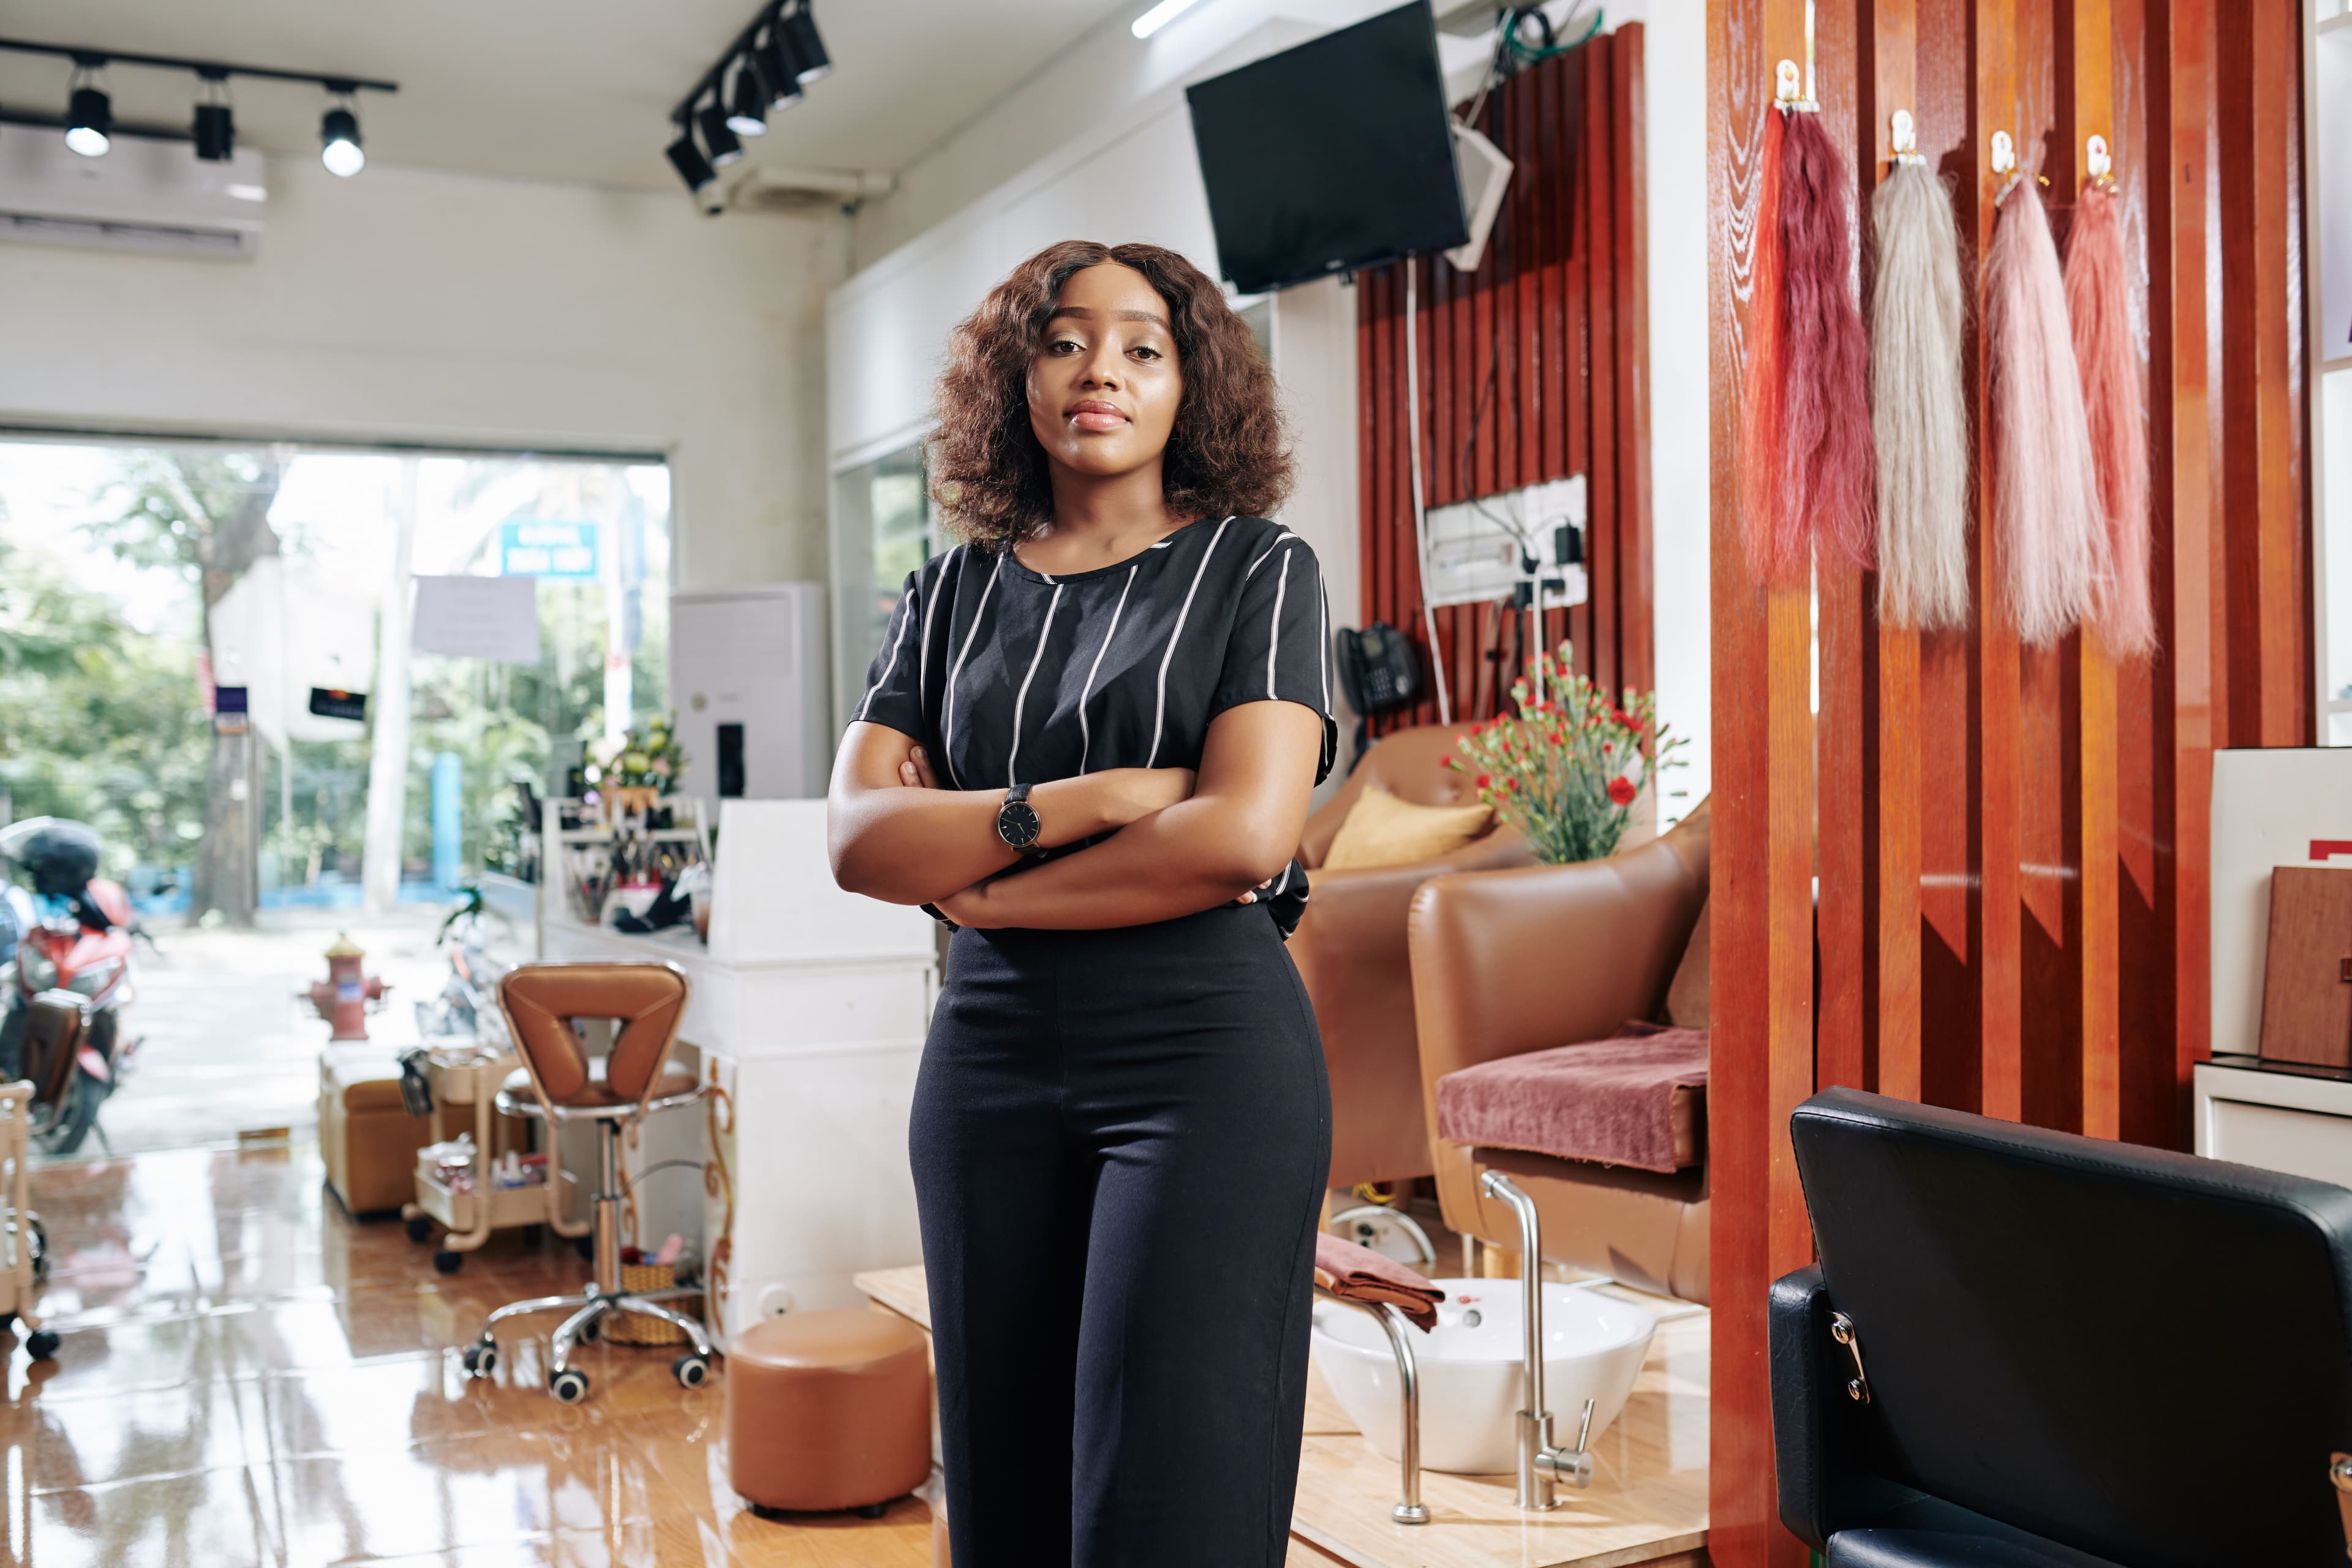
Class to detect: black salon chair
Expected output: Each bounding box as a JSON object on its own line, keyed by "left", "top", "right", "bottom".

{"left": 1772, "top": 1087, "right": 2352, "bottom": 1568}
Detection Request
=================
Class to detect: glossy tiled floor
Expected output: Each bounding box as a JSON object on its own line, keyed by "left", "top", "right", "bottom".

{"left": 0, "top": 1144, "right": 933, "bottom": 1567}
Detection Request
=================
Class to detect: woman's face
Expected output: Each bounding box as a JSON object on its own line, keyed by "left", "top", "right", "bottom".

{"left": 1027, "top": 262, "right": 1184, "bottom": 484}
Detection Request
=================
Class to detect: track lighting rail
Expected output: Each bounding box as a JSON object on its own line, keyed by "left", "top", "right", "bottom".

{"left": 670, "top": 2, "right": 790, "bottom": 129}
{"left": 0, "top": 36, "right": 398, "bottom": 96}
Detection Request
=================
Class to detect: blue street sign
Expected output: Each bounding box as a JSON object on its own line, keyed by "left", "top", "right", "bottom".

{"left": 499, "top": 519, "right": 599, "bottom": 579}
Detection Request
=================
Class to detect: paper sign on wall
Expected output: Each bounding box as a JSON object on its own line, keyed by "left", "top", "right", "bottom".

{"left": 411, "top": 575, "right": 542, "bottom": 663}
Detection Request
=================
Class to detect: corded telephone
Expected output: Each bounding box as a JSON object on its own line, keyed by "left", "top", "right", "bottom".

{"left": 1332, "top": 622, "right": 1423, "bottom": 771}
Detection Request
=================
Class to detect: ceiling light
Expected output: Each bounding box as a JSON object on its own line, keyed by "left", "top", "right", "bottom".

{"left": 666, "top": 129, "right": 717, "bottom": 195}
{"left": 1132, "top": 0, "right": 1208, "bottom": 38}
{"left": 320, "top": 99, "right": 364, "bottom": 176}
{"left": 193, "top": 72, "right": 235, "bottom": 162}
{"left": 727, "top": 62, "right": 768, "bottom": 136}
{"left": 64, "top": 84, "right": 111, "bottom": 157}
{"left": 696, "top": 102, "right": 743, "bottom": 167}
{"left": 778, "top": 7, "right": 831, "bottom": 83}
{"left": 755, "top": 32, "right": 804, "bottom": 110}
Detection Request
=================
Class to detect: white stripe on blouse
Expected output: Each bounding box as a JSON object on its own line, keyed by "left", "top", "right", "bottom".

{"left": 1264, "top": 548, "right": 1292, "bottom": 699}
{"left": 917, "top": 551, "right": 949, "bottom": 709}
{"left": 853, "top": 589, "right": 912, "bottom": 724}
{"left": 1243, "top": 531, "right": 1300, "bottom": 579}
{"left": 941, "top": 552, "right": 1001, "bottom": 790}
{"left": 1145, "top": 516, "right": 1236, "bottom": 768}
{"left": 1076, "top": 563, "right": 1139, "bottom": 776}
{"left": 1006, "top": 582, "right": 1064, "bottom": 786}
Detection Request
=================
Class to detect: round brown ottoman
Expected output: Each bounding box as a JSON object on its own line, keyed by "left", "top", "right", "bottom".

{"left": 728, "top": 1308, "right": 930, "bottom": 1515}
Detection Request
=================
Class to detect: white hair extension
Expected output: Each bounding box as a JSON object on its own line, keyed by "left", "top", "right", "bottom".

{"left": 1869, "top": 160, "right": 1972, "bottom": 630}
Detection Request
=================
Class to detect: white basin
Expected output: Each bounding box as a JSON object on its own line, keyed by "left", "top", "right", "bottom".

{"left": 1310, "top": 1278, "right": 1656, "bottom": 1477}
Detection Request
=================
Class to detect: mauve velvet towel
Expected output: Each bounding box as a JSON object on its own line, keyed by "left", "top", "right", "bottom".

{"left": 1312, "top": 1231, "right": 1444, "bottom": 1332}
{"left": 1434, "top": 1021, "right": 1709, "bottom": 1174}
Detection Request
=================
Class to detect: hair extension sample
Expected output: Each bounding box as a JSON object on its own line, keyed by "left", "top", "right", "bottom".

{"left": 1984, "top": 179, "right": 2105, "bottom": 647}
{"left": 1869, "top": 160, "right": 1972, "bottom": 630}
{"left": 1738, "top": 108, "right": 1789, "bottom": 582}
{"left": 2062, "top": 179, "right": 2155, "bottom": 658}
{"left": 1774, "top": 109, "right": 1878, "bottom": 577}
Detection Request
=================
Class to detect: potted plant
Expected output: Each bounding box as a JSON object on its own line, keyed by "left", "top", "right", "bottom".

{"left": 1442, "top": 642, "right": 1684, "bottom": 866}
{"left": 585, "top": 717, "right": 684, "bottom": 826}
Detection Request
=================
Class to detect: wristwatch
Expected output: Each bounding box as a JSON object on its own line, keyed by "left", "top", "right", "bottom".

{"left": 997, "top": 783, "right": 1046, "bottom": 856}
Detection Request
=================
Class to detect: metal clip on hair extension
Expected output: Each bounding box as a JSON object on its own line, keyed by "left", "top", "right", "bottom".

{"left": 1890, "top": 109, "right": 1926, "bottom": 168}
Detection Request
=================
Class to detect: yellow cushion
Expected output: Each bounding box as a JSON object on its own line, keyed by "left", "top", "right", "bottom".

{"left": 1321, "top": 786, "right": 1492, "bottom": 870}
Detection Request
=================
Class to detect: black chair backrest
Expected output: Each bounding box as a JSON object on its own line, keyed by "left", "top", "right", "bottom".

{"left": 1792, "top": 1087, "right": 2352, "bottom": 1568}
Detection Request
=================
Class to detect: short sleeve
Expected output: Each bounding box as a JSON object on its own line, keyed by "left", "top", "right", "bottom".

{"left": 1210, "top": 532, "right": 1339, "bottom": 785}
{"left": 848, "top": 570, "right": 926, "bottom": 743}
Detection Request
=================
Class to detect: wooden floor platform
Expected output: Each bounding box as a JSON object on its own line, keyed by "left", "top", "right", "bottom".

{"left": 854, "top": 1264, "right": 1709, "bottom": 1568}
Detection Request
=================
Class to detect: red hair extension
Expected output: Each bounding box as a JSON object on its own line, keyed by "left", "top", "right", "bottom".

{"left": 1773, "top": 109, "right": 1877, "bottom": 577}
{"left": 1985, "top": 179, "right": 2105, "bottom": 647}
{"left": 1738, "top": 108, "right": 1787, "bottom": 581}
{"left": 2062, "top": 179, "right": 2155, "bottom": 659}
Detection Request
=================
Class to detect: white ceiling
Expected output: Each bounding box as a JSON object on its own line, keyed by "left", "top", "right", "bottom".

{"left": 0, "top": 0, "right": 1134, "bottom": 192}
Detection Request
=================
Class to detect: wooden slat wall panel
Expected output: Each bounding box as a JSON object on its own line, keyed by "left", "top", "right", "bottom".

{"left": 1354, "top": 31, "right": 1650, "bottom": 725}
{"left": 1703, "top": 0, "right": 2309, "bottom": 1558}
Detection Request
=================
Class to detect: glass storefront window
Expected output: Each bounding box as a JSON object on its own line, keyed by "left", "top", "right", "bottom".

{"left": 831, "top": 441, "right": 932, "bottom": 731}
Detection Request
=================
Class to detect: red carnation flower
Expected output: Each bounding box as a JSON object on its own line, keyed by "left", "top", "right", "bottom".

{"left": 1476, "top": 772, "right": 1490, "bottom": 789}
{"left": 1608, "top": 776, "right": 1637, "bottom": 807}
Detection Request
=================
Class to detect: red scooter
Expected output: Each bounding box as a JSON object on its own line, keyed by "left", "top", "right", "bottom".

{"left": 0, "top": 820, "right": 140, "bottom": 1156}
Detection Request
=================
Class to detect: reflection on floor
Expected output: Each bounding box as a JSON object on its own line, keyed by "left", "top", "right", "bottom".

{"left": 0, "top": 1141, "right": 934, "bottom": 1567}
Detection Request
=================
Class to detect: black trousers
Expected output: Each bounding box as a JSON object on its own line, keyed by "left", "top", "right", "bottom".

{"left": 910, "top": 902, "right": 1332, "bottom": 1567}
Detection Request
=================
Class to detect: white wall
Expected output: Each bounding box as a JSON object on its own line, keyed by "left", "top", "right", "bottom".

{"left": 0, "top": 153, "right": 846, "bottom": 591}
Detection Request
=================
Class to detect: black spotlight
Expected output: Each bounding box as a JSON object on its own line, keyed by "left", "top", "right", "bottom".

{"left": 193, "top": 73, "right": 235, "bottom": 162}
{"left": 695, "top": 102, "right": 742, "bottom": 167}
{"left": 65, "top": 84, "right": 112, "bottom": 157}
{"left": 726, "top": 61, "right": 768, "bottom": 137}
{"left": 755, "top": 31, "right": 804, "bottom": 111}
{"left": 193, "top": 102, "right": 235, "bottom": 160}
{"left": 666, "top": 127, "right": 717, "bottom": 194}
{"left": 778, "top": 6, "right": 832, "bottom": 83}
{"left": 320, "top": 102, "right": 364, "bottom": 176}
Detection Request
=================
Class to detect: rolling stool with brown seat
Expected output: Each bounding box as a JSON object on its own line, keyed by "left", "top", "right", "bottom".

{"left": 727, "top": 1309, "right": 931, "bottom": 1518}
{"left": 459, "top": 961, "right": 716, "bottom": 1403}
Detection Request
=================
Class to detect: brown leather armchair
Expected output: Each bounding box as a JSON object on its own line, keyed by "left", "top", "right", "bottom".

{"left": 1291, "top": 725, "right": 1536, "bottom": 1196}
{"left": 1406, "top": 803, "right": 1711, "bottom": 1302}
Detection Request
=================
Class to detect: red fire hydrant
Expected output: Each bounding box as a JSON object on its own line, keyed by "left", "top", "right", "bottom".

{"left": 309, "top": 932, "right": 385, "bottom": 1042}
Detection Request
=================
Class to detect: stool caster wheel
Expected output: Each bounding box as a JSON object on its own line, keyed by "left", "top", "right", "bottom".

{"left": 671, "top": 1352, "right": 709, "bottom": 1389}
{"left": 405, "top": 1215, "right": 434, "bottom": 1243}
{"left": 851, "top": 1501, "right": 889, "bottom": 1519}
{"left": 549, "top": 1368, "right": 589, "bottom": 1403}
{"left": 24, "top": 1330, "right": 59, "bottom": 1361}
{"left": 462, "top": 1343, "right": 497, "bottom": 1378}
{"left": 432, "top": 1250, "right": 462, "bottom": 1276}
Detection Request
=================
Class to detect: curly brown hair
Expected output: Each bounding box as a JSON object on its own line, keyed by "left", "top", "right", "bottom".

{"left": 926, "top": 240, "right": 1293, "bottom": 548}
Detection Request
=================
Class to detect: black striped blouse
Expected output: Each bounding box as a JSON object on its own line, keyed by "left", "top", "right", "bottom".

{"left": 851, "top": 514, "right": 1338, "bottom": 935}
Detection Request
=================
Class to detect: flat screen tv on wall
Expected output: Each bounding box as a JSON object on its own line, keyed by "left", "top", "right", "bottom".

{"left": 1186, "top": 0, "right": 1468, "bottom": 295}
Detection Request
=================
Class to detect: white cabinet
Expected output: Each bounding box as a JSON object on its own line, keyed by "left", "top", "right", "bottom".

{"left": 2195, "top": 1057, "right": 2352, "bottom": 1191}
{"left": 539, "top": 797, "right": 937, "bottom": 1341}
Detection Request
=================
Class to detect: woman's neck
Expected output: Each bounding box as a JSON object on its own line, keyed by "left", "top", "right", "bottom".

{"left": 1027, "top": 462, "right": 1183, "bottom": 572}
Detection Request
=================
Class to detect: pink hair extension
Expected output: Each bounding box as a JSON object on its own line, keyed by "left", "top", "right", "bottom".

{"left": 2062, "top": 179, "right": 2156, "bottom": 659}
{"left": 1739, "top": 108, "right": 1788, "bottom": 581}
{"left": 1984, "top": 178, "right": 2105, "bottom": 647}
{"left": 1869, "top": 160, "right": 1972, "bottom": 630}
{"left": 1774, "top": 110, "right": 1877, "bottom": 578}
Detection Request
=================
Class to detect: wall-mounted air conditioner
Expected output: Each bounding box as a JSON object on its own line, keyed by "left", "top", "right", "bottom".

{"left": 0, "top": 127, "right": 265, "bottom": 259}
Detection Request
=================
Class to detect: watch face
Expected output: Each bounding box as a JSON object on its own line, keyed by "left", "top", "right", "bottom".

{"left": 999, "top": 800, "right": 1042, "bottom": 850}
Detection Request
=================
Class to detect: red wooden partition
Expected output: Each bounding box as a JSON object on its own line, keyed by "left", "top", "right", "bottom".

{"left": 1356, "top": 25, "right": 1652, "bottom": 727}
{"left": 1704, "top": 2, "right": 2313, "bottom": 1563}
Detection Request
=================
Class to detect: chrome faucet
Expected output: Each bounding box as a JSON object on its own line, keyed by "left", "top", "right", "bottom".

{"left": 1479, "top": 1170, "right": 1597, "bottom": 1509}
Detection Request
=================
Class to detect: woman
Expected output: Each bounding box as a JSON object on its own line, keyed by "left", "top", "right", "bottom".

{"left": 827, "top": 239, "right": 1335, "bottom": 1565}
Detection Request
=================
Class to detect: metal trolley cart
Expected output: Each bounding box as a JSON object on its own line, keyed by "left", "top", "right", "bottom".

{"left": 0, "top": 1082, "right": 57, "bottom": 1359}
{"left": 401, "top": 1044, "right": 586, "bottom": 1274}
